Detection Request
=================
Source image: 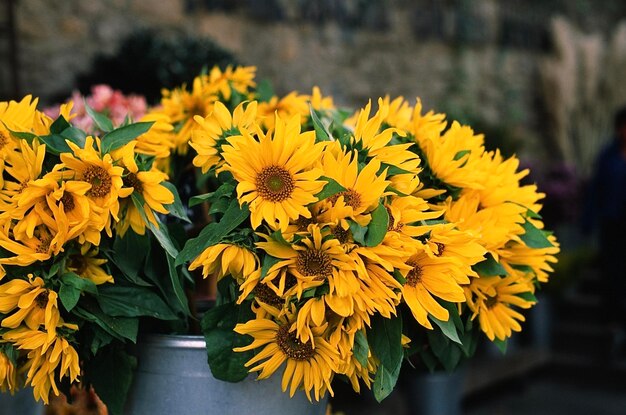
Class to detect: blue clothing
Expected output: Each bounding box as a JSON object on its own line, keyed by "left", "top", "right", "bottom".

{"left": 586, "top": 139, "right": 626, "bottom": 225}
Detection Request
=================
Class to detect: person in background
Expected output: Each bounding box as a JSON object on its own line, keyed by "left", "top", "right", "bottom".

{"left": 583, "top": 106, "right": 626, "bottom": 355}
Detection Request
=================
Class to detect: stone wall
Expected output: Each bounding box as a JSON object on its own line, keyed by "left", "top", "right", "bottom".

{"left": 8, "top": 0, "right": 626, "bottom": 161}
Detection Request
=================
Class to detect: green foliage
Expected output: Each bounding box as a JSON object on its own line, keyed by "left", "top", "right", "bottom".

{"left": 473, "top": 254, "right": 508, "bottom": 276}
{"left": 84, "top": 347, "right": 136, "bottom": 415}
{"left": 100, "top": 121, "right": 154, "bottom": 153}
{"left": 368, "top": 313, "right": 403, "bottom": 402}
{"left": 520, "top": 219, "right": 554, "bottom": 249}
{"left": 201, "top": 300, "right": 255, "bottom": 382}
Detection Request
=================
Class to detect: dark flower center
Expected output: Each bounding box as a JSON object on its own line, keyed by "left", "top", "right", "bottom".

{"left": 276, "top": 325, "right": 315, "bottom": 361}
{"left": 69, "top": 255, "right": 88, "bottom": 275}
{"left": 297, "top": 250, "right": 332, "bottom": 280}
{"left": 435, "top": 242, "right": 445, "bottom": 257}
{"left": 35, "top": 291, "right": 49, "bottom": 309}
{"left": 84, "top": 166, "right": 112, "bottom": 198}
{"left": 123, "top": 173, "right": 144, "bottom": 194}
{"left": 485, "top": 294, "right": 499, "bottom": 309}
{"left": 329, "top": 189, "right": 361, "bottom": 209}
{"left": 60, "top": 192, "right": 76, "bottom": 212}
{"left": 256, "top": 165, "right": 294, "bottom": 202}
{"left": 0, "top": 131, "right": 8, "bottom": 149}
{"left": 253, "top": 284, "right": 283, "bottom": 308}
{"left": 36, "top": 236, "right": 51, "bottom": 254}
{"left": 405, "top": 260, "right": 423, "bottom": 287}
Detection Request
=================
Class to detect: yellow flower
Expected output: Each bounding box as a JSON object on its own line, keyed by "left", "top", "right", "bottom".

{"left": 379, "top": 96, "right": 413, "bottom": 131}
{"left": 498, "top": 235, "right": 560, "bottom": 284}
{"left": 3, "top": 326, "right": 80, "bottom": 404}
{"left": 134, "top": 113, "right": 176, "bottom": 160}
{"left": 190, "top": 101, "right": 258, "bottom": 173}
{"left": 465, "top": 275, "right": 535, "bottom": 341}
{"left": 0, "top": 96, "right": 40, "bottom": 158}
{"left": 257, "top": 92, "right": 310, "bottom": 130}
{"left": 66, "top": 247, "right": 113, "bottom": 285}
{"left": 0, "top": 226, "right": 55, "bottom": 266}
{"left": 0, "top": 275, "right": 60, "bottom": 342}
{"left": 256, "top": 225, "right": 354, "bottom": 303}
{"left": 117, "top": 167, "right": 173, "bottom": 236}
{"left": 0, "top": 351, "right": 17, "bottom": 392}
{"left": 417, "top": 121, "right": 487, "bottom": 189}
{"left": 410, "top": 98, "right": 447, "bottom": 140}
{"left": 309, "top": 87, "right": 335, "bottom": 111}
{"left": 234, "top": 309, "right": 339, "bottom": 401}
{"left": 189, "top": 243, "right": 259, "bottom": 284}
{"left": 59, "top": 136, "right": 133, "bottom": 236}
{"left": 352, "top": 99, "right": 419, "bottom": 173}
{"left": 399, "top": 250, "right": 466, "bottom": 329}
{"left": 207, "top": 65, "right": 257, "bottom": 100}
{"left": 222, "top": 114, "right": 325, "bottom": 231}
{"left": 0, "top": 138, "right": 46, "bottom": 212}
{"left": 318, "top": 149, "right": 389, "bottom": 227}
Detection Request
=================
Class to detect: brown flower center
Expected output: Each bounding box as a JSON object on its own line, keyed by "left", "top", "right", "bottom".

{"left": 84, "top": 166, "right": 112, "bottom": 198}
{"left": 69, "top": 255, "right": 87, "bottom": 275}
{"left": 276, "top": 325, "right": 315, "bottom": 361}
{"left": 296, "top": 250, "right": 332, "bottom": 280}
{"left": 485, "top": 294, "right": 499, "bottom": 309}
{"left": 329, "top": 189, "right": 361, "bottom": 210}
{"left": 60, "top": 192, "right": 76, "bottom": 212}
{"left": 0, "top": 131, "right": 8, "bottom": 149}
{"left": 435, "top": 242, "right": 445, "bottom": 257}
{"left": 405, "top": 260, "right": 423, "bottom": 287}
{"left": 35, "top": 291, "right": 49, "bottom": 309}
{"left": 123, "top": 173, "right": 144, "bottom": 194}
{"left": 253, "top": 284, "right": 283, "bottom": 308}
{"left": 295, "top": 216, "right": 313, "bottom": 232}
{"left": 256, "top": 165, "right": 294, "bottom": 202}
{"left": 36, "top": 236, "right": 52, "bottom": 254}
{"left": 333, "top": 226, "right": 350, "bottom": 244}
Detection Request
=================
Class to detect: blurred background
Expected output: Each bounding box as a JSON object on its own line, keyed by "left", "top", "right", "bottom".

{"left": 1, "top": 0, "right": 626, "bottom": 414}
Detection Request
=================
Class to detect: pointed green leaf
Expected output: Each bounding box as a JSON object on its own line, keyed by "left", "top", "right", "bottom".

{"left": 353, "top": 330, "right": 370, "bottom": 367}
{"left": 314, "top": 177, "right": 346, "bottom": 201}
{"left": 85, "top": 104, "right": 114, "bottom": 132}
{"left": 365, "top": 203, "right": 389, "bottom": 247}
{"left": 473, "top": 254, "right": 507, "bottom": 276}
{"left": 520, "top": 220, "right": 554, "bottom": 249}
{"left": 162, "top": 181, "right": 191, "bottom": 223}
{"left": 166, "top": 253, "right": 191, "bottom": 316}
{"left": 430, "top": 314, "right": 462, "bottom": 344}
{"left": 176, "top": 199, "right": 250, "bottom": 266}
{"left": 101, "top": 121, "right": 154, "bottom": 153}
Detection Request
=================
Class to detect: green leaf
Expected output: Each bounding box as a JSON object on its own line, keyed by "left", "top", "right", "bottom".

{"left": 369, "top": 313, "right": 403, "bottom": 402}
{"left": 256, "top": 79, "right": 275, "bottom": 102}
{"left": 176, "top": 199, "right": 250, "bottom": 266}
{"left": 85, "top": 104, "right": 114, "bottom": 132}
{"left": 39, "top": 134, "right": 73, "bottom": 155}
{"left": 60, "top": 126, "right": 87, "bottom": 148}
{"left": 85, "top": 348, "right": 136, "bottom": 415}
{"left": 353, "top": 330, "right": 369, "bottom": 367}
{"left": 201, "top": 301, "right": 255, "bottom": 382}
{"left": 50, "top": 115, "right": 71, "bottom": 134}
{"left": 59, "top": 283, "right": 81, "bottom": 312}
{"left": 430, "top": 314, "right": 462, "bottom": 344}
{"left": 97, "top": 285, "right": 178, "bottom": 320}
{"left": 6, "top": 128, "right": 38, "bottom": 143}
{"left": 517, "top": 291, "right": 538, "bottom": 303}
{"left": 373, "top": 363, "right": 401, "bottom": 402}
{"left": 520, "top": 220, "right": 554, "bottom": 249}
{"left": 166, "top": 254, "right": 191, "bottom": 316}
{"left": 473, "top": 254, "right": 507, "bottom": 276}
{"left": 349, "top": 221, "right": 367, "bottom": 245}
{"left": 61, "top": 272, "right": 98, "bottom": 294}
{"left": 314, "top": 177, "right": 346, "bottom": 201}
{"left": 365, "top": 203, "right": 389, "bottom": 247}
{"left": 260, "top": 254, "right": 281, "bottom": 280}
{"left": 112, "top": 230, "right": 150, "bottom": 282}
{"left": 131, "top": 193, "right": 179, "bottom": 258}
{"left": 309, "top": 106, "right": 330, "bottom": 141}
{"left": 100, "top": 121, "right": 154, "bottom": 153}
{"left": 74, "top": 302, "right": 138, "bottom": 342}
{"left": 162, "top": 181, "right": 191, "bottom": 223}
{"left": 189, "top": 183, "right": 236, "bottom": 207}
{"left": 492, "top": 338, "right": 508, "bottom": 354}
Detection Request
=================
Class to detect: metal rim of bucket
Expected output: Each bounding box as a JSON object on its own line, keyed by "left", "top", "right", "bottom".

{"left": 139, "top": 334, "right": 206, "bottom": 349}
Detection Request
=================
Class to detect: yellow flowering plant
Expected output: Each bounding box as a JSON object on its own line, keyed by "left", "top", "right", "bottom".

{"left": 167, "top": 68, "right": 560, "bottom": 402}
{"left": 0, "top": 96, "right": 190, "bottom": 413}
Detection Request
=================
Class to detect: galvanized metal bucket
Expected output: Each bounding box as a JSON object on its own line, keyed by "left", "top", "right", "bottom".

{"left": 408, "top": 370, "right": 465, "bottom": 415}
{"left": 125, "top": 334, "right": 328, "bottom": 415}
{"left": 0, "top": 387, "right": 44, "bottom": 415}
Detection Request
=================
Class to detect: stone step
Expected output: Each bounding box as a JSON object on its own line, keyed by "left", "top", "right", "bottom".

{"left": 552, "top": 321, "right": 617, "bottom": 357}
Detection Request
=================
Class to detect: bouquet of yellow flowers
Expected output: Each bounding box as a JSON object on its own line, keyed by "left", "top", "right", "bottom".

{"left": 0, "top": 96, "right": 189, "bottom": 412}
{"left": 0, "top": 65, "right": 559, "bottom": 413}
{"left": 159, "top": 67, "right": 559, "bottom": 402}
